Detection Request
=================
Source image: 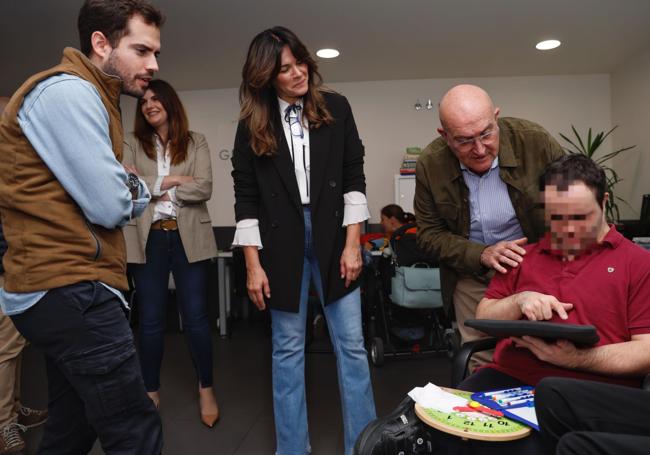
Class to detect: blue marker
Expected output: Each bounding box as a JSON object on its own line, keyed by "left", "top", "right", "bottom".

{"left": 491, "top": 388, "right": 530, "bottom": 400}
{"left": 506, "top": 397, "right": 534, "bottom": 407}
{"left": 490, "top": 388, "right": 525, "bottom": 400}
{"left": 495, "top": 392, "right": 530, "bottom": 402}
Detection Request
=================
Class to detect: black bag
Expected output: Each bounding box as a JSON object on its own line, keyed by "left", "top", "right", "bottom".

{"left": 354, "top": 397, "right": 438, "bottom": 454}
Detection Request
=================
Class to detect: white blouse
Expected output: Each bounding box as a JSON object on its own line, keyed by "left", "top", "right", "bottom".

{"left": 232, "top": 97, "right": 370, "bottom": 249}
{"left": 151, "top": 135, "right": 179, "bottom": 222}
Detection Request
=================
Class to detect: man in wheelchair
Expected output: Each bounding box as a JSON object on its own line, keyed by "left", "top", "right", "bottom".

{"left": 462, "top": 154, "right": 650, "bottom": 392}
{"left": 356, "top": 155, "right": 650, "bottom": 454}
{"left": 441, "top": 154, "right": 650, "bottom": 454}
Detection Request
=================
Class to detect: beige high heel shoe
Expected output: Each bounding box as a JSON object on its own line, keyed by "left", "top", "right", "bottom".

{"left": 199, "top": 386, "right": 219, "bottom": 428}
{"left": 147, "top": 391, "right": 160, "bottom": 410}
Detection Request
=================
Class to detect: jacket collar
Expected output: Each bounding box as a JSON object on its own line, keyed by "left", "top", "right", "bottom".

{"left": 61, "top": 47, "right": 122, "bottom": 108}
{"left": 272, "top": 113, "right": 304, "bottom": 215}
{"left": 495, "top": 118, "right": 518, "bottom": 168}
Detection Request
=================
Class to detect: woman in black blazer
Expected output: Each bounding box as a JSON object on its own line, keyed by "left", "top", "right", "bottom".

{"left": 231, "top": 27, "right": 376, "bottom": 455}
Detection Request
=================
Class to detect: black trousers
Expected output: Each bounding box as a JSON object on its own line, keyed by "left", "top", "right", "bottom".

{"left": 536, "top": 377, "right": 650, "bottom": 455}
{"left": 11, "top": 282, "right": 162, "bottom": 455}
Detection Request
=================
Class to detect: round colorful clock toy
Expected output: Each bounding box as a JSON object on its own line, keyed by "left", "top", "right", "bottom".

{"left": 414, "top": 389, "right": 531, "bottom": 442}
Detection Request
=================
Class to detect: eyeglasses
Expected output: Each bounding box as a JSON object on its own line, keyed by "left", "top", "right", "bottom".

{"left": 452, "top": 126, "right": 499, "bottom": 150}
{"left": 284, "top": 104, "right": 304, "bottom": 139}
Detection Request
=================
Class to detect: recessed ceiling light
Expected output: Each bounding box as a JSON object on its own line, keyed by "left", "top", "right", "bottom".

{"left": 536, "top": 39, "right": 561, "bottom": 51}
{"left": 316, "top": 48, "right": 340, "bottom": 59}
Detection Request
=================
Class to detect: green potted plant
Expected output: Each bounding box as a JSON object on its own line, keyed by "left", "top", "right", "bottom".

{"left": 559, "top": 126, "right": 636, "bottom": 223}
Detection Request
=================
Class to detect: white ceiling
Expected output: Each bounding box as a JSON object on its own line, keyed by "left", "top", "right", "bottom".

{"left": 2, "top": 0, "right": 650, "bottom": 95}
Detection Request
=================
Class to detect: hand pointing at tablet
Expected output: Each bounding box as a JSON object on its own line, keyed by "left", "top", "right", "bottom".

{"left": 514, "top": 291, "right": 574, "bottom": 321}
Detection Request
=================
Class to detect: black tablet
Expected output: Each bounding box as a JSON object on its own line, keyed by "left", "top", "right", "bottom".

{"left": 464, "top": 319, "right": 600, "bottom": 346}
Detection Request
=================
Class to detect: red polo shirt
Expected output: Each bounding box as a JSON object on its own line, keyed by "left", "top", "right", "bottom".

{"left": 483, "top": 226, "right": 650, "bottom": 388}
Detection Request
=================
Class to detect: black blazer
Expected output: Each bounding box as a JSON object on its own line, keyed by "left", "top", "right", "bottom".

{"left": 232, "top": 92, "right": 366, "bottom": 312}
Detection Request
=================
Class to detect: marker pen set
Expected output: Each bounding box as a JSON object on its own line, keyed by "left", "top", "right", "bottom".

{"left": 489, "top": 388, "right": 535, "bottom": 407}
{"left": 471, "top": 386, "right": 539, "bottom": 430}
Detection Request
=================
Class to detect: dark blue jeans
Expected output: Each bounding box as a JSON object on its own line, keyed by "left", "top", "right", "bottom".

{"left": 130, "top": 229, "right": 213, "bottom": 391}
{"left": 11, "top": 281, "right": 162, "bottom": 455}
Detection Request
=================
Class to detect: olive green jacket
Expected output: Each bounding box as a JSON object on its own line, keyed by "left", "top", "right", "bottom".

{"left": 414, "top": 117, "right": 565, "bottom": 312}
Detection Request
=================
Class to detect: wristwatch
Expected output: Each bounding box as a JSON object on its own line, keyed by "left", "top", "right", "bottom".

{"left": 126, "top": 172, "right": 140, "bottom": 198}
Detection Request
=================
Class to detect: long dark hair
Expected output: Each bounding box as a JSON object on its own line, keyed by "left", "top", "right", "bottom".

{"left": 239, "top": 26, "right": 334, "bottom": 156}
{"left": 134, "top": 79, "right": 191, "bottom": 165}
{"left": 381, "top": 204, "right": 416, "bottom": 224}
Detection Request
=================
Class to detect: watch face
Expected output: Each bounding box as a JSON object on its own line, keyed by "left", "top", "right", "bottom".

{"left": 127, "top": 173, "right": 140, "bottom": 190}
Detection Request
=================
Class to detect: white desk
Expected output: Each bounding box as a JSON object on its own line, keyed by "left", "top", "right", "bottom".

{"left": 216, "top": 251, "right": 233, "bottom": 338}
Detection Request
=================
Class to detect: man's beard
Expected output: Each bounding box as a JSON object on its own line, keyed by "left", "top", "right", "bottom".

{"left": 103, "top": 51, "right": 149, "bottom": 98}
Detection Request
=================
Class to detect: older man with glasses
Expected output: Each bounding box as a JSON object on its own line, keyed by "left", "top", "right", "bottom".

{"left": 414, "top": 84, "right": 564, "bottom": 370}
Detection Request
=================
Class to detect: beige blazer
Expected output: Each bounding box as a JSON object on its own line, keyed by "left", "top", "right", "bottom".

{"left": 122, "top": 131, "right": 218, "bottom": 264}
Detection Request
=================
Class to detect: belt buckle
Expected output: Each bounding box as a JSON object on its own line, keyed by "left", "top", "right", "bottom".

{"left": 161, "top": 218, "right": 176, "bottom": 231}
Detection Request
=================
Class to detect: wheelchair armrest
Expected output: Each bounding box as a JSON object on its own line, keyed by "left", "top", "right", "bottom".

{"left": 450, "top": 340, "right": 650, "bottom": 391}
{"left": 450, "top": 337, "right": 499, "bottom": 388}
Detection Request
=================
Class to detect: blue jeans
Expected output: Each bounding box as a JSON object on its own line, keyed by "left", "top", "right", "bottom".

{"left": 271, "top": 208, "right": 376, "bottom": 455}
{"left": 11, "top": 282, "right": 162, "bottom": 454}
{"left": 130, "top": 229, "right": 213, "bottom": 391}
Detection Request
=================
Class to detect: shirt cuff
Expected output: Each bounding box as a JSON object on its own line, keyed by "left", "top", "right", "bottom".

{"left": 132, "top": 178, "right": 152, "bottom": 219}
{"left": 153, "top": 176, "right": 165, "bottom": 197}
{"left": 343, "top": 191, "right": 370, "bottom": 227}
{"left": 232, "top": 219, "right": 263, "bottom": 249}
{"left": 168, "top": 187, "right": 182, "bottom": 207}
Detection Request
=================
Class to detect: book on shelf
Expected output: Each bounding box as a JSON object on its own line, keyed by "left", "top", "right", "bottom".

{"left": 399, "top": 168, "right": 416, "bottom": 175}
{"left": 398, "top": 147, "right": 422, "bottom": 175}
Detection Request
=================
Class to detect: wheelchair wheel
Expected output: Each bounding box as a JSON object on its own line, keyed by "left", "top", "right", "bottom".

{"left": 370, "top": 337, "right": 384, "bottom": 367}
{"left": 444, "top": 329, "right": 461, "bottom": 359}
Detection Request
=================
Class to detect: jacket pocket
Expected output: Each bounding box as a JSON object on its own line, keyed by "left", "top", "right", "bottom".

{"left": 196, "top": 204, "right": 212, "bottom": 223}
{"left": 85, "top": 222, "right": 102, "bottom": 260}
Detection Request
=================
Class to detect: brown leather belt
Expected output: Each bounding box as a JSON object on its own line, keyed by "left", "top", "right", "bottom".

{"left": 151, "top": 218, "right": 178, "bottom": 231}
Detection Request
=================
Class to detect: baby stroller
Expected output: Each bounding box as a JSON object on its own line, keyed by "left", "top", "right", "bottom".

{"left": 364, "top": 223, "right": 459, "bottom": 366}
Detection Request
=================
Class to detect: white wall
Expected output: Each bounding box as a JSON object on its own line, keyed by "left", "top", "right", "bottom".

{"left": 331, "top": 75, "right": 611, "bottom": 221}
{"left": 611, "top": 48, "right": 650, "bottom": 219}
{"left": 122, "top": 73, "right": 611, "bottom": 226}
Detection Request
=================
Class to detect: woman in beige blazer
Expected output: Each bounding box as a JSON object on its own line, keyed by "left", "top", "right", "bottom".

{"left": 123, "top": 79, "right": 219, "bottom": 428}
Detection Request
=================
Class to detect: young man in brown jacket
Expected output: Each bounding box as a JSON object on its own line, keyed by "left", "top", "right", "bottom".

{"left": 0, "top": 1, "right": 164, "bottom": 453}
